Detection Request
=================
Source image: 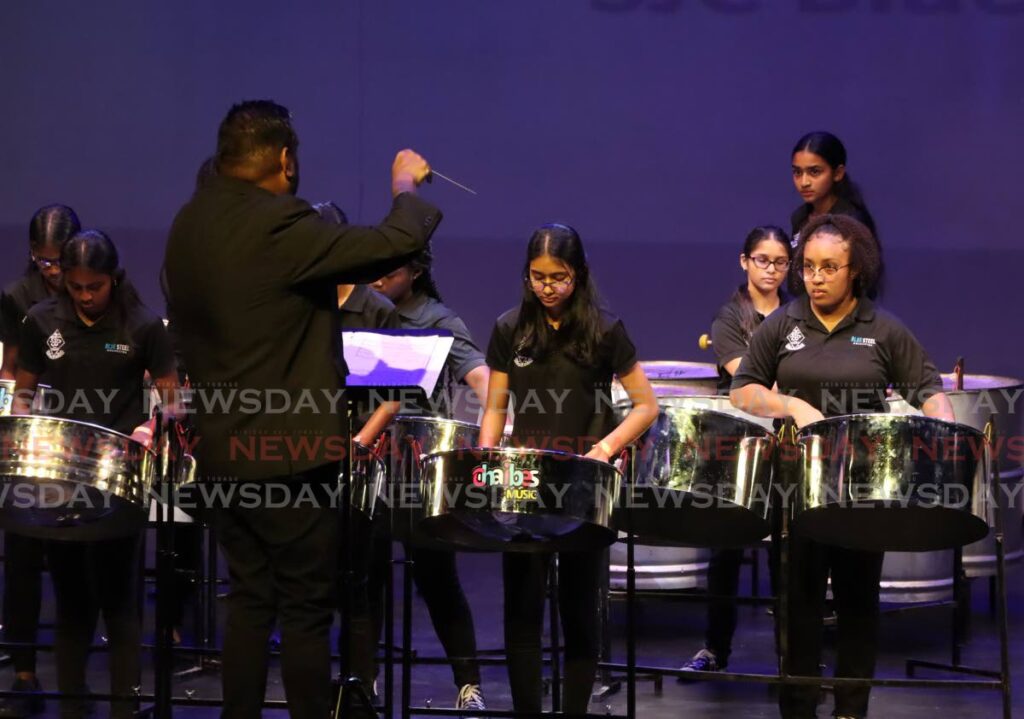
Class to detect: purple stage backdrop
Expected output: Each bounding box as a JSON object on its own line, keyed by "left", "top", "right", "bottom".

{"left": 1, "top": 1, "right": 1021, "bottom": 377}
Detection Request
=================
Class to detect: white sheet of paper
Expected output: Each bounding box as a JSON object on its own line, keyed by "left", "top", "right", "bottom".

{"left": 342, "top": 330, "right": 454, "bottom": 395}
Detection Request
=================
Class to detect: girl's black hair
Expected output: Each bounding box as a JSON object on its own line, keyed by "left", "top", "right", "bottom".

{"left": 789, "top": 214, "right": 883, "bottom": 300}
{"left": 732, "top": 226, "right": 791, "bottom": 339}
{"left": 793, "top": 131, "right": 878, "bottom": 237}
{"left": 409, "top": 245, "right": 443, "bottom": 302}
{"left": 60, "top": 230, "right": 144, "bottom": 321}
{"left": 25, "top": 204, "right": 80, "bottom": 276}
{"left": 514, "top": 223, "right": 604, "bottom": 367}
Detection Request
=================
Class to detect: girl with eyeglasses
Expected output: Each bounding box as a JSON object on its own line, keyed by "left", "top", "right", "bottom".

{"left": 731, "top": 215, "right": 952, "bottom": 719}
{"left": 371, "top": 249, "right": 490, "bottom": 715}
{"left": 478, "top": 223, "right": 657, "bottom": 715}
{"left": 678, "top": 225, "right": 791, "bottom": 677}
{"left": 0, "top": 204, "right": 80, "bottom": 717}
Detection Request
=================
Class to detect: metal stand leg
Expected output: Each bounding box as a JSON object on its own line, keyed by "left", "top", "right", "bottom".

{"left": 548, "top": 560, "right": 561, "bottom": 713}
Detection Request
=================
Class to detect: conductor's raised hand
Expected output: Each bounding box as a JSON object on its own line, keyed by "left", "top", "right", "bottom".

{"left": 392, "top": 149, "right": 431, "bottom": 197}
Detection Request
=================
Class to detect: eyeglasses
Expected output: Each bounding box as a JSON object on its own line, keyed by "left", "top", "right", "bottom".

{"left": 746, "top": 255, "right": 790, "bottom": 271}
{"left": 31, "top": 255, "right": 61, "bottom": 270}
{"left": 801, "top": 262, "right": 850, "bottom": 279}
{"left": 526, "top": 275, "right": 574, "bottom": 292}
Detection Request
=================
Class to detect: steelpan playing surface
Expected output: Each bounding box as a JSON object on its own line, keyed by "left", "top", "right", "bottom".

{"left": 0, "top": 415, "right": 156, "bottom": 540}
{"left": 617, "top": 396, "right": 776, "bottom": 547}
{"left": 795, "top": 413, "right": 990, "bottom": 552}
{"left": 418, "top": 447, "right": 621, "bottom": 552}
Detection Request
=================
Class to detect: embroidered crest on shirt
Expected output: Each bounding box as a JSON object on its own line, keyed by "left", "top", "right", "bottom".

{"left": 513, "top": 353, "right": 534, "bottom": 368}
{"left": 784, "top": 326, "right": 806, "bottom": 351}
{"left": 45, "top": 329, "right": 66, "bottom": 360}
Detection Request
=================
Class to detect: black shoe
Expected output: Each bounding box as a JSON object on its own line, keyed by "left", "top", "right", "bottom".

{"left": 0, "top": 677, "right": 45, "bottom": 718}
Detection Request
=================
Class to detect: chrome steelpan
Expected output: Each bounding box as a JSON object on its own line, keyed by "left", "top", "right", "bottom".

{"left": 349, "top": 442, "right": 387, "bottom": 520}
{"left": 0, "top": 415, "right": 156, "bottom": 540}
{"left": 385, "top": 416, "right": 480, "bottom": 545}
{"left": 795, "top": 414, "right": 991, "bottom": 552}
{"left": 617, "top": 396, "right": 776, "bottom": 547}
{"left": 889, "top": 373, "right": 1024, "bottom": 574}
{"left": 418, "top": 448, "right": 621, "bottom": 552}
{"left": 611, "top": 361, "right": 720, "bottom": 403}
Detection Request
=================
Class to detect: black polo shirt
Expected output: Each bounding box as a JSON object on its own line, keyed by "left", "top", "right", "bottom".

{"left": 18, "top": 295, "right": 176, "bottom": 434}
{"left": 710, "top": 287, "right": 787, "bottom": 394}
{"left": 0, "top": 271, "right": 54, "bottom": 347}
{"left": 790, "top": 196, "right": 873, "bottom": 247}
{"left": 395, "top": 293, "right": 485, "bottom": 415}
{"left": 732, "top": 295, "right": 942, "bottom": 417}
{"left": 486, "top": 308, "right": 638, "bottom": 455}
{"left": 340, "top": 285, "right": 400, "bottom": 331}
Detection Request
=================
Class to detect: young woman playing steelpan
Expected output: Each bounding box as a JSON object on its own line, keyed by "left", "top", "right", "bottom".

{"left": 13, "top": 230, "right": 178, "bottom": 719}
{"left": 0, "top": 204, "right": 80, "bottom": 716}
{"left": 478, "top": 223, "right": 657, "bottom": 715}
{"left": 730, "top": 214, "right": 952, "bottom": 719}
{"left": 679, "top": 225, "right": 791, "bottom": 675}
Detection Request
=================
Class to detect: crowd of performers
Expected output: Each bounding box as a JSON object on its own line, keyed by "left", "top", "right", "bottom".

{"left": 0, "top": 101, "right": 952, "bottom": 719}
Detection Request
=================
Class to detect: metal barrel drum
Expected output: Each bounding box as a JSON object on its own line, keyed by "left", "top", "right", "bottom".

{"left": 417, "top": 447, "right": 621, "bottom": 553}
{"left": 615, "top": 395, "right": 776, "bottom": 548}
{"left": 611, "top": 361, "right": 720, "bottom": 403}
{"left": 0, "top": 415, "right": 156, "bottom": 540}
{"left": 795, "top": 413, "right": 990, "bottom": 553}
{"left": 888, "top": 374, "right": 1024, "bottom": 577}
{"left": 385, "top": 415, "right": 481, "bottom": 548}
{"left": 608, "top": 541, "right": 711, "bottom": 591}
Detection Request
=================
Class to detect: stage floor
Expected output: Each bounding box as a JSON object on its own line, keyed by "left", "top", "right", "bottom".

{"left": 3, "top": 544, "right": 1022, "bottom": 718}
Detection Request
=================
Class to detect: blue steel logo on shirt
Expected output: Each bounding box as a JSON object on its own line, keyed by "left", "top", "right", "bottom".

{"left": 45, "top": 329, "right": 66, "bottom": 360}
{"left": 105, "top": 343, "right": 131, "bottom": 355}
{"left": 784, "top": 326, "right": 806, "bottom": 351}
{"left": 850, "top": 336, "right": 877, "bottom": 347}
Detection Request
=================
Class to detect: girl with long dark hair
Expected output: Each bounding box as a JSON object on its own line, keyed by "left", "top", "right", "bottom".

{"left": 478, "top": 223, "right": 657, "bottom": 714}
{"left": 371, "top": 247, "right": 490, "bottom": 714}
{"left": 13, "top": 229, "right": 178, "bottom": 719}
{"left": 790, "top": 132, "right": 877, "bottom": 243}
{"left": 679, "top": 225, "right": 791, "bottom": 675}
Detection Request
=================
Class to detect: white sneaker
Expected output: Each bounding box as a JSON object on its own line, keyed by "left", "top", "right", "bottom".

{"left": 455, "top": 683, "right": 486, "bottom": 718}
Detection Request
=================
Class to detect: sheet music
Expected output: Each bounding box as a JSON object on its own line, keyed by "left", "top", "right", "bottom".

{"left": 342, "top": 329, "right": 454, "bottom": 396}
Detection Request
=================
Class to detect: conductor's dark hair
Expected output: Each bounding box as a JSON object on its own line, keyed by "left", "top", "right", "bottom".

{"left": 792, "top": 131, "right": 877, "bottom": 237}
{"left": 515, "top": 223, "right": 605, "bottom": 367}
{"left": 195, "top": 155, "right": 218, "bottom": 191}
{"left": 25, "top": 204, "right": 80, "bottom": 275}
{"left": 312, "top": 201, "right": 349, "bottom": 226}
{"left": 732, "top": 226, "right": 791, "bottom": 339}
{"left": 215, "top": 100, "right": 298, "bottom": 181}
{"left": 60, "top": 230, "right": 144, "bottom": 318}
{"left": 791, "top": 214, "right": 882, "bottom": 300}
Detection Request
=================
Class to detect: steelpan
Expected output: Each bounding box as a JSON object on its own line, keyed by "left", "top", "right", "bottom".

{"left": 617, "top": 396, "right": 776, "bottom": 547}
{"left": 0, "top": 415, "right": 156, "bottom": 540}
{"left": 795, "top": 414, "right": 991, "bottom": 552}
{"left": 611, "top": 361, "right": 720, "bottom": 402}
{"left": 418, "top": 447, "right": 621, "bottom": 552}
{"left": 385, "top": 416, "right": 480, "bottom": 546}
{"left": 889, "top": 373, "right": 1024, "bottom": 575}
{"left": 349, "top": 442, "right": 387, "bottom": 520}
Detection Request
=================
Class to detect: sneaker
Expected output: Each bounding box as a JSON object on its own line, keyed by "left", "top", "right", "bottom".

{"left": 677, "top": 648, "right": 725, "bottom": 680}
{"left": 455, "top": 684, "right": 486, "bottom": 718}
{"left": 0, "top": 677, "right": 45, "bottom": 718}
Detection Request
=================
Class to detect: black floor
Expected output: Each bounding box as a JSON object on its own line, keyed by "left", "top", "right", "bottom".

{"left": 4, "top": 542, "right": 1023, "bottom": 718}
